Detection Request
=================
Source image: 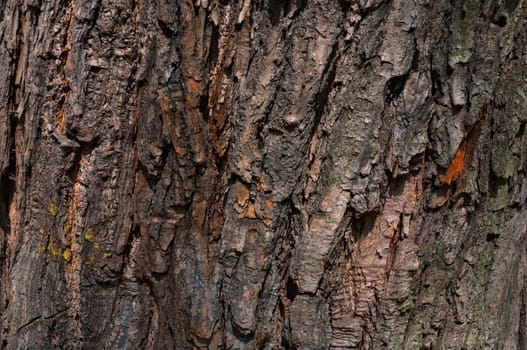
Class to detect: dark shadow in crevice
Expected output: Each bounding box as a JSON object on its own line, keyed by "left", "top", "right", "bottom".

{"left": 0, "top": 168, "right": 14, "bottom": 236}
{"left": 492, "top": 14, "right": 507, "bottom": 27}
{"left": 351, "top": 210, "right": 377, "bottom": 241}
{"left": 268, "top": 0, "right": 287, "bottom": 26}
{"left": 286, "top": 276, "right": 299, "bottom": 302}
{"left": 0, "top": 121, "right": 16, "bottom": 237}
{"left": 384, "top": 74, "right": 408, "bottom": 105}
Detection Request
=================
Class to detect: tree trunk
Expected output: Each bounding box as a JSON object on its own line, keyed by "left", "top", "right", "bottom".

{"left": 0, "top": 0, "right": 526, "bottom": 348}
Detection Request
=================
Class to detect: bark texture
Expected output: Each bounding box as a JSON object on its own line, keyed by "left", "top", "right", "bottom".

{"left": 0, "top": 0, "right": 526, "bottom": 349}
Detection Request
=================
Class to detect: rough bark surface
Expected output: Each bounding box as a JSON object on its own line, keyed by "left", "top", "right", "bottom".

{"left": 0, "top": 0, "right": 526, "bottom": 349}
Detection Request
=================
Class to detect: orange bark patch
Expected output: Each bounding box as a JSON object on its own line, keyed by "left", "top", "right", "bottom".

{"left": 59, "top": 107, "right": 66, "bottom": 133}
{"left": 159, "top": 96, "right": 171, "bottom": 113}
{"left": 185, "top": 79, "right": 201, "bottom": 108}
{"left": 440, "top": 144, "right": 466, "bottom": 185}
{"left": 440, "top": 105, "right": 487, "bottom": 185}
{"left": 245, "top": 203, "right": 256, "bottom": 219}
{"left": 174, "top": 146, "right": 187, "bottom": 156}
{"left": 261, "top": 197, "right": 273, "bottom": 226}
{"left": 234, "top": 182, "right": 250, "bottom": 208}
{"left": 192, "top": 201, "right": 208, "bottom": 230}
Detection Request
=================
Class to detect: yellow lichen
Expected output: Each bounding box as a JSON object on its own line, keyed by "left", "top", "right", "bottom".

{"left": 48, "top": 197, "right": 58, "bottom": 216}
{"left": 49, "top": 240, "right": 62, "bottom": 257}
{"left": 84, "top": 228, "right": 95, "bottom": 242}
{"left": 62, "top": 249, "right": 72, "bottom": 262}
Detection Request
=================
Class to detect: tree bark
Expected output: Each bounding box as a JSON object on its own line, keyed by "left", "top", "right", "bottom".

{"left": 0, "top": 0, "right": 526, "bottom": 349}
